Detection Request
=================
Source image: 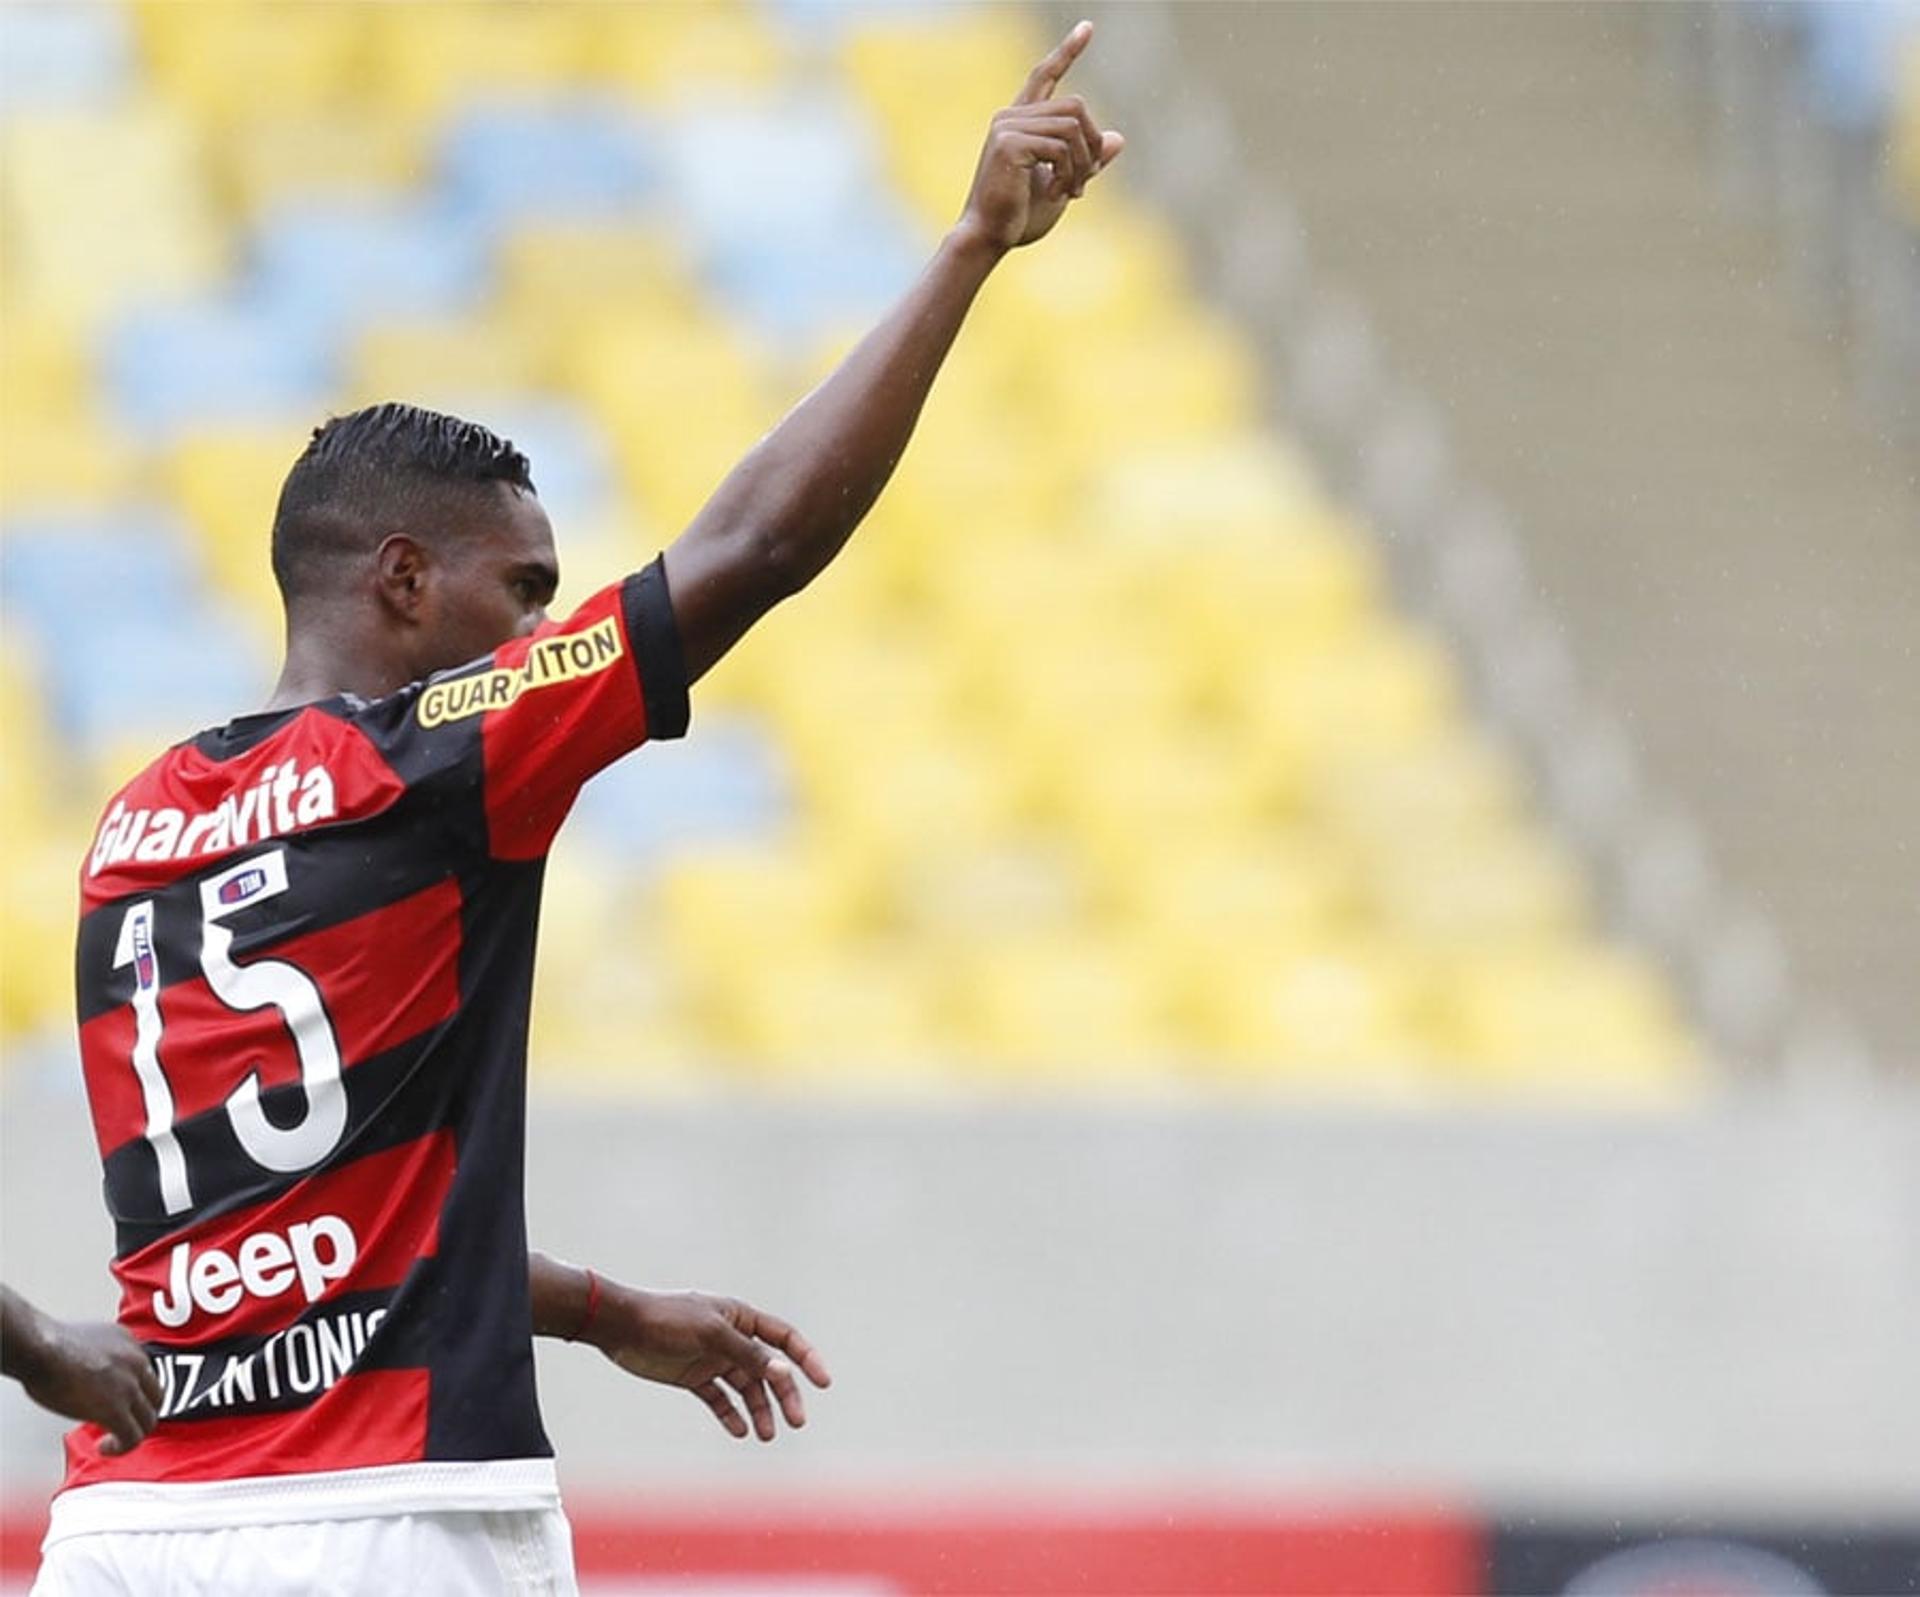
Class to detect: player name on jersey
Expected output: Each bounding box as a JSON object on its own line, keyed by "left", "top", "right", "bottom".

{"left": 88, "top": 758, "right": 338, "bottom": 878}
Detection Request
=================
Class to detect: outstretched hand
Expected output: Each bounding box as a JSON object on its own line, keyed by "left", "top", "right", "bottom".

{"left": 586, "top": 1284, "right": 832, "bottom": 1442}
{"left": 11, "top": 1315, "right": 162, "bottom": 1457}
{"left": 956, "top": 19, "right": 1125, "bottom": 254}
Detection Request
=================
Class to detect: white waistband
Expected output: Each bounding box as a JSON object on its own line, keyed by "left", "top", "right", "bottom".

{"left": 44, "top": 1457, "right": 562, "bottom": 1545}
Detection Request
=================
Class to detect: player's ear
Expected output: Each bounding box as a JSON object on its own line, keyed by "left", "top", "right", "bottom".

{"left": 374, "top": 534, "right": 429, "bottom": 624}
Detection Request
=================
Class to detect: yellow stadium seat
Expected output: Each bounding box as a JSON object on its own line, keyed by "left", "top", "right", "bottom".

{"left": 349, "top": 318, "right": 542, "bottom": 411}
{"left": 367, "top": 3, "right": 596, "bottom": 120}
{"left": 841, "top": 10, "right": 1048, "bottom": 229}
{"left": 1113, "top": 833, "right": 1360, "bottom": 951}
{"left": 709, "top": 940, "right": 951, "bottom": 1085}
{"left": 1361, "top": 827, "right": 1590, "bottom": 946}
{"left": 1241, "top": 618, "right": 1459, "bottom": 771}
{"left": 1, "top": 100, "right": 227, "bottom": 331}
{"left": 896, "top": 837, "right": 1090, "bottom": 948}
{"left": 497, "top": 227, "right": 704, "bottom": 356}
{"left": 0, "top": 416, "right": 145, "bottom": 514}
{"left": 530, "top": 849, "right": 707, "bottom": 1088}
{"left": 1191, "top": 939, "right": 1438, "bottom": 1090}
{"left": 561, "top": 309, "right": 778, "bottom": 533}
{"left": 1028, "top": 304, "right": 1263, "bottom": 475}
{"left": 217, "top": 113, "right": 428, "bottom": 214}
{"left": 1435, "top": 946, "right": 1697, "bottom": 1096}
{"left": 976, "top": 200, "right": 1190, "bottom": 346}
{"left": 1307, "top": 729, "right": 1527, "bottom": 848}
{"left": 132, "top": 1, "right": 366, "bottom": 128}
{"left": 165, "top": 427, "right": 309, "bottom": 631}
{"left": 1, "top": 830, "right": 93, "bottom": 1042}
{"left": 945, "top": 931, "right": 1183, "bottom": 1081}
{"left": 599, "top": 5, "right": 791, "bottom": 104}
{"left": 656, "top": 838, "right": 878, "bottom": 990}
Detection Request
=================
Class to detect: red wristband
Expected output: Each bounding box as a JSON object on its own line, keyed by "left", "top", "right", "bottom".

{"left": 571, "top": 1268, "right": 604, "bottom": 1343}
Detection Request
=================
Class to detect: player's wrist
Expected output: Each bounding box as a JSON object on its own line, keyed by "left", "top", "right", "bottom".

{"left": 1, "top": 1303, "right": 56, "bottom": 1384}
{"left": 943, "top": 219, "right": 1011, "bottom": 273}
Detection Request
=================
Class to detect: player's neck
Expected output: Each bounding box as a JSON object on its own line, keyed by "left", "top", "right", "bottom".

{"left": 265, "top": 624, "right": 414, "bottom": 712}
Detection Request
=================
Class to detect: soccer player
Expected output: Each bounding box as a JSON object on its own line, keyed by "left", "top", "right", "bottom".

{"left": 32, "top": 21, "right": 1121, "bottom": 1595}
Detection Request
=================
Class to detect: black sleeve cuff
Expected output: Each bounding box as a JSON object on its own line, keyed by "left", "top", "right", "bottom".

{"left": 624, "top": 555, "right": 691, "bottom": 741}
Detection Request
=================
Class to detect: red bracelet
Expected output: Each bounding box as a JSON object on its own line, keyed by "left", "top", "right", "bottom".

{"left": 571, "top": 1268, "right": 604, "bottom": 1343}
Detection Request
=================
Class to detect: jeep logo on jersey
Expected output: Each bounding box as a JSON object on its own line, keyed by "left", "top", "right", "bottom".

{"left": 151, "top": 1214, "right": 358, "bottom": 1330}
{"left": 416, "top": 616, "right": 624, "bottom": 727}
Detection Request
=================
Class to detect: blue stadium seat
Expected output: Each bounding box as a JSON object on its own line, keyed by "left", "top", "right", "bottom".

{"left": 1799, "top": 0, "right": 1920, "bottom": 133}
{"left": 0, "top": 2, "right": 130, "bottom": 112}
{"left": 439, "top": 99, "right": 661, "bottom": 237}
{"left": 660, "top": 96, "right": 876, "bottom": 254}
{"left": 1, "top": 513, "right": 265, "bottom": 747}
{"left": 569, "top": 711, "right": 790, "bottom": 868}
{"left": 249, "top": 199, "right": 489, "bottom": 333}
{"left": 705, "top": 212, "right": 923, "bottom": 342}
{"left": 2, "top": 512, "right": 201, "bottom": 628}
{"left": 105, "top": 297, "right": 335, "bottom": 439}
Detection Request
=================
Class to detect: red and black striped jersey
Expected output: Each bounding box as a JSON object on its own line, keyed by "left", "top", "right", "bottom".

{"left": 50, "top": 559, "right": 687, "bottom": 1534}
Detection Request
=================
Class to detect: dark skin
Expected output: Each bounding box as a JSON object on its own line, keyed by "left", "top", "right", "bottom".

{"left": 3, "top": 1286, "right": 163, "bottom": 1457}
{"left": 260, "top": 23, "right": 1121, "bottom": 1442}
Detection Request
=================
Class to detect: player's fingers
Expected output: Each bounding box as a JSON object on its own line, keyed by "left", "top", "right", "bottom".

{"left": 1096, "top": 130, "right": 1126, "bottom": 171}
{"left": 137, "top": 1358, "right": 163, "bottom": 1408}
{"left": 1004, "top": 114, "right": 1094, "bottom": 187}
{"left": 723, "top": 1367, "right": 778, "bottom": 1442}
{"left": 693, "top": 1379, "right": 749, "bottom": 1439}
{"left": 1016, "top": 19, "right": 1093, "bottom": 106}
{"left": 997, "top": 132, "right": 1075, "bottom": 196}
{"left": 743, "top": 1309, "right": 833, "bottom": 1389}
{"left": 762, "top": 1355, "right": 808, "bottom": 1430}
{"left": 127, "top": 1390, "right": 158, "bottom": 1439}
{"left": 1016, "top": 99, "right": 1104, "bottom": 184}
{"left": 99, "top": 1407, "right": 143, "bottom": 1455}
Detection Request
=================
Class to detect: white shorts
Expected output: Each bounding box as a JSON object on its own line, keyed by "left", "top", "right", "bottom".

{"left": 29, "top": 1507, "right": 578, "bottom": 1596}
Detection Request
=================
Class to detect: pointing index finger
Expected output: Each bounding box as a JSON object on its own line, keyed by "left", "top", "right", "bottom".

{"left": 1017, "top": 19, "right": 1094, "bottom": 106}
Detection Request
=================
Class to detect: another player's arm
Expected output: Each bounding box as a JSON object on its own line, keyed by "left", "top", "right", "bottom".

{"left": 661, "top": 20, "right": 1123, "bottom": 683}
{"left": 1, "top": 1284, "right": 162, "bottom": 1456}
{"left": 528, "top": 1251, "right": 830, "bottom": 1442}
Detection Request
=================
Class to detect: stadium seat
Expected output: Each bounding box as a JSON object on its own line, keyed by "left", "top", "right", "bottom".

{"left": 1191, "top": 939, "right": 1438, "bottom": 1088}
{"left": 348, "top": 319, "right": 543, "bottom": 414}
{"left": 1435, "top": 946, "right": 1698, "bottom": 1094}
{"left": 568, "top": 711, "right": 791, "bottom": 869}
{"left": 131, "top": 0, "right": 365, "bottom": 129}
{"left": 1897, "top": 35, "right": 1920, "bottom": 220}
{"left": 164, "top": 427, "right": 309, "bottom": 626}
{"left": 248, "top": 199, "right": 490, "bottom": 335}
{"left": 598, "top": 5, "right": 792, "bottom": 105}
{"left": 947, "top": 931, "right": 1184, "bottom": 1080}
{"left": 366, "top": 4, "right": 596, "bottom": 121}
{"left": 105, "top": 298, "right": 334, "bottom": 440}
{"left": 438, "top": 101, "right": 660, "bottom": 240}
{"left": 0, "top": 1, "right": 131, "bottom": 112}
{"left": 1, "top": 100, "right": 227, "bottom": 333}
{"left": 218, "top": 113, "right": 429, "bottom": 214}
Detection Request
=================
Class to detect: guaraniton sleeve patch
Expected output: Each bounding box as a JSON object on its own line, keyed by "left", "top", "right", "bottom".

{"left": 417, "top": 617, "right": 624, "bottom": 728}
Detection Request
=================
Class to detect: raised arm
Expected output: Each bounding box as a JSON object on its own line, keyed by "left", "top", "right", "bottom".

{"left": 661, "top": 19, "right": 1124, "bottom": 682}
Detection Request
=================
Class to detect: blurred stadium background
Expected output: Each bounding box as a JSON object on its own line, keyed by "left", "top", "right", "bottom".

{"left": 1, "top": 1, "right": 1916, "bottom": 1592}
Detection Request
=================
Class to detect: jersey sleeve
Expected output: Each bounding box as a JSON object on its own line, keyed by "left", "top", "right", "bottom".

{"left": 418, "top": 555, "right": 690, "bottom": 860}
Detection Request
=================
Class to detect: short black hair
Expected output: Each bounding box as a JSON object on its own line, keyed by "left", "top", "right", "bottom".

{"left": 271, "top": 402, "right": 536, "bottom": 604}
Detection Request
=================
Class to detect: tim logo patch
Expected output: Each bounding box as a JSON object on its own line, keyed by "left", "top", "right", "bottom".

{"left": 218, "top": 867, "right": 269, "bottom": 906}
{"left": 416, "top": 617, "right": 624, "bottom": 728}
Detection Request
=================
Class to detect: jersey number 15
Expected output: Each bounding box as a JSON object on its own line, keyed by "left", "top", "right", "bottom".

{"left": 110, "top": 848, "right": 347, "bottom": 1216}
